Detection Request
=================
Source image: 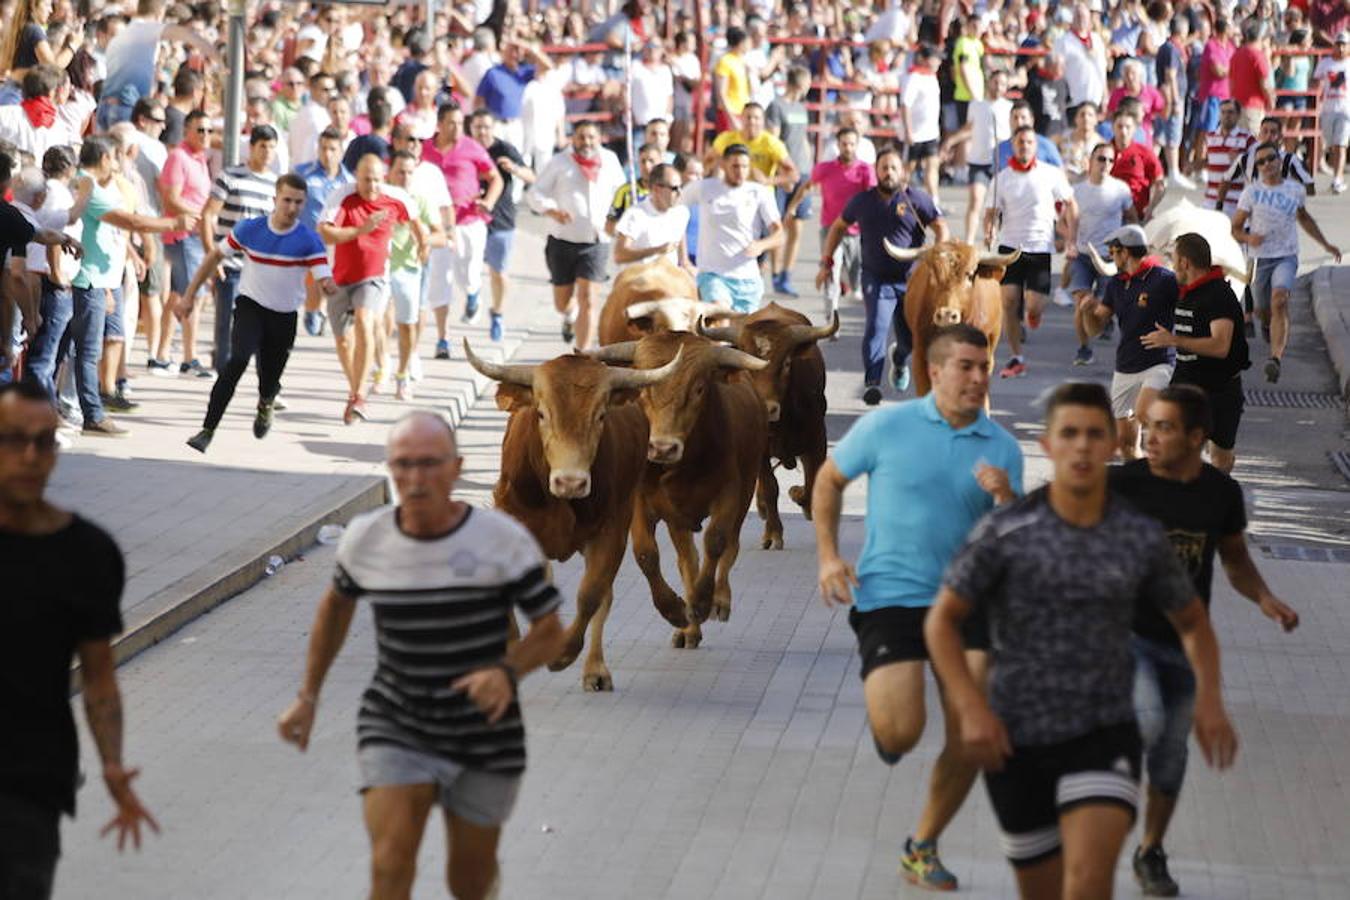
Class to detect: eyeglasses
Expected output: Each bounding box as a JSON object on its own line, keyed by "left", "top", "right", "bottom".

{"left": 0, "top": 431, "right": 59, "bottom": 454}
{"left": 657, "top": 183, "right": 681, "bottom": 192}
{"left": 388, "top": 455, "right": 454, "bottom": 473}
{"left": 1093, "top": 154, "right": 1115, "bottom": 163}
{"left": 1257, "top": 154, "right": 1280, "bottom": 165}
{"left": 148, "top": 116, "right": 166, "bottom": 124}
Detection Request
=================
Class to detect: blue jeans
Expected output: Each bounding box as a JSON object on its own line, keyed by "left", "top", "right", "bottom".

{"left": 1132, "top": 635, "right": 1196, "bottom": 796}
{"left": 70, "top": 285, "right": 115, "bottom": 426}
{"left": 860, "top": 271, "right": 911, "bottom": 386}
{"left": 24, "top": 279, "right": 75, "bottom": 401}
{"left": 213, "top": 267, "right": 241, "bottom": 372}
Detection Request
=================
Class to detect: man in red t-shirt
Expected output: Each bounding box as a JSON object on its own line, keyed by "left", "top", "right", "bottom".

{"left": 319, "top": 154, "right": 425, "bottom": 424}
{"left": 1109, "top": 109, "right": 1166, "bottom": 218}
{"left": 1229, "top": 20, "right": 1276, "bottom": 133}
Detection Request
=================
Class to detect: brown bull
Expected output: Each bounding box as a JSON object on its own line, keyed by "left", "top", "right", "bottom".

{"left": 884, "top": 240, "right": 1019, "bottom": 395}
{"left": 464, "top": 341, "right": 683, "bottom": 691}
{"left": 697, "top": 303, "right": 838, "bottom": 550}
{"left": 597, "top": 257, "right": 733, "bottom": 346}
{"left": 589, "top": 333, "right": 768, "bottom": 649}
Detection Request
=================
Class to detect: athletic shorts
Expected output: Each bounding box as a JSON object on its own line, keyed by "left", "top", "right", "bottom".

{"left": 545, "top": 235, "right": 608, "bottom": 286}
{"left": 1176, "top": 374, "right": 1243, "bottom": 450}
{"left": 165, "top": 234, "right": 204, "bottom": 296}
{"left": 389, "top": 267, "right": 423, "bottom": 326}
{"left": 1322, "top": 109, "right": 1350, "bottom": 147}
{"left": 139, "top": 235, "right": 164, "bottom": 295}
{"left": 777, "top": 177, "right": 813, "bottom": 219}
{"left": 358, "top": 742, "right": 521, "bottom": 828}
{"left": 696, "top": 271, "right": 764, "bottom": 314}
{"left": 326, "top": 277, "right": 389, "bottom": 339}
{"left": 908, "top": 139, "right": 939, "bottom": 162}
{"left": 1192, "top": 96, "right": 1222, "bottom": 135}
{"left": 1110, "top": 362, "right": 1174, "bottom": 418}
{"left": 1065, "top": 254, "right": 1106, "bottom": 297}
{"left": 848, "top": 604, "right": 990, "bottom": 678}
{"left": 1251, "top": 255, "right": 1298, "bottom": 312}
{"left": 485, "top": 228, "right": 515, "bottom": 273}
{"left": 984, "top": 721, "right": 1142, "bottom": 868}
{"left": 0, "top": 792, "right": 60, "bottom": 893}
{"left": 999, "top": 245, "right": 1052, "bottom": 296}
{"left": 969, "top": 163, "right": 994, "bottom": 185}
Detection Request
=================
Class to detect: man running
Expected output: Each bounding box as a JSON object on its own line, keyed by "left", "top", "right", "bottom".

{"left": 813, "top": 325, "right": 1022, "bottom": 891}
{"left": 790, "top": 126, "right": 874, "bottom": 318}
{"left": 612, "top": 163, "right": 691, "bottom": 269}
{"left": 183, "top": 175, "right": 335, "bottom": 452}
{"left": 277, "top": 410, "right": 565, "bottom": 900}
{"left": 1067, "top": 142, "right": 1135, "bottom": 366}
{"left": 984, "top": 125, "right": 1078, "bottom": 379}
{"left": 295, "top": 127, "right": 354, "bottom": 338}
{"left": 1111, "top": 384, "right": 1298, "bottom": 896}
{"left": 468, "top": 109, "right": 533, "bottom": 343}
{"left": 384, "top": 150, "right": 446, "bottom": 401}
{"left": 926, "top": 381, "right": 1239, "bottom": 900}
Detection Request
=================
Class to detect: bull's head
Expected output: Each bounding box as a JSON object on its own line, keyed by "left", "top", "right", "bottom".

{"left": 698, "top": 312, "right": 838, "bottom": 422}
{"left": 588, "top": 333, "right": 767, "bottom": 464}
{"left": 625, "top": 298, "right": 737, "bottom": 334}
{"left": 464, "top": 341, "right": 681, "bottom": 498}
{"left": 887, "top": 241, "right": 1020, "bottom": 324}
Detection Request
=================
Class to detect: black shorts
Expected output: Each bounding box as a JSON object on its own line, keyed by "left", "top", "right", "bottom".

{"left": 0, "top": 792, "right": 61, "bottom": 892}
{"left": 848, "top": 604, "right": 990, "bottom": 678}
{"left": 969, "top": 163, "right": 994, "bottom": 185}
{"left": 999, "top": 245, "right": 1052, "bottom": 296}
{"left": 545, "top": 235, "right": 609, "bottom": 286}
{"left": 908, "top": 139, "right": 939, "bottom": 162}
{"left": 1186, "top": 375, "right": 1244, "bottom": 450}
{"left": 984, "top": 722, "right": 1142, "bottom": 868}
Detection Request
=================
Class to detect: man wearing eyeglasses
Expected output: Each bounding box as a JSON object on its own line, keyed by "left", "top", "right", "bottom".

{"left": 0, "top": 379, "right": 160, "bottom": 897}
{"left": 1068, "top": 144, "right": 1136, "bottom": 366}
{"left": 1231, "top": 141, "right": 1342, "bottom": 384}
{"left": 612, "top": 163, "right": 692, "bottom": 271}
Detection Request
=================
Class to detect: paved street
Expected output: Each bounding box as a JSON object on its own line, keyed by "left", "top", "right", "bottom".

{"left": 47, "top": 185, "right": 1350, "bottom": 898}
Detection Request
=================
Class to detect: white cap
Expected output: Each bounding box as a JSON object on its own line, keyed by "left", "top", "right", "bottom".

{"left": 1105, "top": 224, "right": 1148, "bottom": 250}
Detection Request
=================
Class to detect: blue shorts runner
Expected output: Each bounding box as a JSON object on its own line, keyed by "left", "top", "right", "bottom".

{"left": 485, "top": 229, "right": 515, "bottom": 274}
{"left": 697, "top": 271, "right": 764, "bottom": 314}
{"left": 1250, "top": 255, "right": 1297, "bottom": 312}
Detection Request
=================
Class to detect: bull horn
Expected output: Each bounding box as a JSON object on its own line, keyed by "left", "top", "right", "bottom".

{"left": 696, "top": 315, "right": 742, "bottom": 344}
{"left": 585, "top": 341, "right": 639, "bottom": 364}
{"left": 694, "top": 301, "right": 736, "bottom": 320}
{"left": 1087, "top": 244, "right": 1117, "bottom": 278}
{"left": 883, "top": 239, "right": 926, "bottom": 263}
{"left": 710, "top": 345, "right": 770, "bottom": 370}
{"left": 462, "top": 340, "right": 535, "bottom": 386}
{"left": 607, "top": 347, "right": 684, "bottom": 390}
{"left": 784, "top": 310, "right": 840, "bottom": 346}
{"left": 625, "top": 297, "right": 694, "bottom": 320}
{"left": 977, "top": 248, "right": 1022, "bottom": 268}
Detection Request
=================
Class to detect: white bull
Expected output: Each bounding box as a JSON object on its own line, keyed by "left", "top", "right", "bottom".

{"left": 1089, "top": 198, "right": 1249, "bottom": 282}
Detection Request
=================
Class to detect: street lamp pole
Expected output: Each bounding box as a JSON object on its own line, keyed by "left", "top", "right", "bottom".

{"left": 222, "top": 0, "right": 246, "bottom": 168}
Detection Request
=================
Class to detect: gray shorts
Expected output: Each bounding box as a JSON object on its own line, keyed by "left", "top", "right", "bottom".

{"left": 1323, "top": 109, "right": 1350, "bottom": 148}
{"left": 357, "top": 743, "right": 521, "bottom": 827}
{"left": 326, "top": 277, "right": 389, "bottom": 339}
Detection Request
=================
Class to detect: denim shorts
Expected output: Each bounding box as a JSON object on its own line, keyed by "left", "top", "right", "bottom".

{"left": 389, "top": 267, "right": 423, "bottom": 325}
{"left": 1132, "top": 635, "right": 1196, "bottom": 796}
{"left": 1251, "top": 255, "right": 1298, "bottom": 311}
{"left": 485, "top": 228, "right": 515, "bottom": 273}
{"left": 697, "top": 271, "right": 764, "bottom": 314}
{"left": 1155, "top": 113, "right": 1184, "bottom": 147}
{"left": 1065, "top": 254, "right": 1106, "bottom": 297}
{"left": 358, "top": 742, "right": 521, "bottom": 827}
{"left": 102, "top": 286, "right": 126, "bottom": 341}
{"left": 776, "top": 178, "right": 813, "bottom": 219}
{"left": 165, "top": 235, "right": 205, "bottom": 296}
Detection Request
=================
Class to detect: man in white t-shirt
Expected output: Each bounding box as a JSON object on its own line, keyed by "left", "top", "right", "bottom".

{"left": 683, "top": 143, "right": 783, "bottom": 313}
{"left": 941, "top": 68, "right": 1013, "bottom": 242}
{"left": 613, "top": 163, "right": 692, "bottom": 270}
{"left": 1232, "top": 142, "right": 1342, "bottom": 384}
{"left": 1314, "top": 31, "right": 1350, "bottom": 194}
{"left": 1053, "top": 3, "right": 1108, "bottom": 114}
{"left": 901, "top": 46, "right": 942, "bottom": 200}
{"left": 1069, "top": 143, "right": 1136, "bottom": 366}
{"left": 631, "top": 40, "right": 676, "bottom": 130}
{"left": 983, "top": 126, "right": 1078, "bottom": 379}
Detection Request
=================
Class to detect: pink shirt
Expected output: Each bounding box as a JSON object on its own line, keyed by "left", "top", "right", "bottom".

{"left": 812, "top": 159, "right": 877, "bottom": 235}
{"left": 1199, "top": 39, "right": 1236, "bottom": 101}
{"left": 420, "top": 136, "right": 494, "bottom": 225}
{"left": 158, "top": 145, "right": 212, "bottom": 243}
{"left": 1106, "top": 84, "right": 1166, "bottom": 142}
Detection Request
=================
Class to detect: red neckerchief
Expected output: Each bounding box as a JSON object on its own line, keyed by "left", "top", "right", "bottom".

{"left": 1073, "top": 30, "right": 1094, "bottom": 51}
{"left": 1117, "top": 254, "right": 1162, "bottom": 282}
{"left": 908, "top": 63, "right": 935, "bottom": 75}
{"left": 21, "top": 96, "right": 56, "bottom": 129}
{"left": 1180, "top": 266, "right": 1226, "bottom": 297}
{"left": 1008, "top": 155, "right": 1037, "bottom": 172}
{"left": 572, "top": 152, "right": 602, "bottom": 182}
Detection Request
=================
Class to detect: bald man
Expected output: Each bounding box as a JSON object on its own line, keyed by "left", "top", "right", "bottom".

{"left": 278, "top": 411, "right": 565, "bottom": 900}
{"left": 318, "top": 155, "right": 426, "bottom": 425}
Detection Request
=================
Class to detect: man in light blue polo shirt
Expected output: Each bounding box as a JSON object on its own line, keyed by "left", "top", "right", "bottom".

{"left": 813, "top": 323, "right": 1023, "bottom": 892}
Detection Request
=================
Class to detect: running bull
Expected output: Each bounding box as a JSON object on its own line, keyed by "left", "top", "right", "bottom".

{"left": 597, "top": 257, "right": 733, "bottom": 345}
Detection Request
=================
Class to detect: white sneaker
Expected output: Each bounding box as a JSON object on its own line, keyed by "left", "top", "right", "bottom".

{"left": 1052, "top": 287, "right": 1074, "bottom": 308}
{"left": 1333, "top": 179, "right": 1347, "bottom": 195}
{"left": 1168, "top": 172, "right": 1197, "bottom": 190}
{"left": 55, "top": 426, "right": 77, "bottom": 449}
{"left": 408, "top": 352, "right": 424, "bottom": 382}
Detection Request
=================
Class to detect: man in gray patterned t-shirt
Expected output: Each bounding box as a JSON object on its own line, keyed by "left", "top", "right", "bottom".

{"left": 925, "top": 382, "right": 1238, "bottom": 899}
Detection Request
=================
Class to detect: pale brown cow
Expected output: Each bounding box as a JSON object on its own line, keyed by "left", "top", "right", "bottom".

{"left": 589, "top": 333, "right": 768, "bottom": 648}
{"left": 884, "top": 240, "right": 1019, "bottom": 396}
{"left": 697, "top": 304, "right": 838, "bottom": 550}
{"left": 597, "top": 257, "right": 733, "bottom": 345}
{"left": 464, "top": 341, "right": 683, "bottom": 691}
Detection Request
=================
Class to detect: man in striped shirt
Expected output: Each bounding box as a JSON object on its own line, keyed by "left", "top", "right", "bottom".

{"left": 182, "top": 175, "right": 334, "bottom": 453}
{"left": 277, "top": 410, "right": 565, "bottom": 900}
{"left": 200, "top": 124, "right": 279, "bottom": 374}
{"left": 1203, "top": 100, "right": 1254, "bottom": 215}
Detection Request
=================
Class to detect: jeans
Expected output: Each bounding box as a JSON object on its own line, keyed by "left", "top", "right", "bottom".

{"left": 213, "top": 267, "right": 242, "bottom": 372}
{"left": 24, "top": 280, "right": 75, "bottom": 401}
{"left": 70, "top": 285, "right": 114, "bottom": 426}
{"left": 860, "top": 271, "right": 911, "bottom": 386}
{"left": 1132, "top": 635, "right": 1196, "bottom": 796}
{"left": 203, "top": 296, "right": 297, "bottom": 430}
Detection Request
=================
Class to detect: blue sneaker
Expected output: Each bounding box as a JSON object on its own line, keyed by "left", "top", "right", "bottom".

{"left": 303, "top": 310, "right": 325, "bottom": 337}
{"left": 900, "top": 838, "right": 958, "bottom": 892}
{"left": 887, "top": 341, "right": 911, "bottom": 392}
{"left": 489, "top": 312, "right": 503, "bottom": 342}
{"left": 435, "top": 339, "right": 450, "bottom": 360}
{"left": 774, "top": 273, "right": 799, "bottom": 298}
{"left": 461, "top": 292, "right": 481, "bottom": 324}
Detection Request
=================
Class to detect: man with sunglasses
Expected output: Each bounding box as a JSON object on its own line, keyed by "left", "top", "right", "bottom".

{"left": 1068, "top": 144, "right": 1136, "bottom": 366}
{"left": 1231, "top": 141, "right": 1342, "bottom": 384}
{"left": 158, "top": 109, "right": 214, "bottom": 379}
{"left": 612, "top": 163, "right": 691, "bottom": 271}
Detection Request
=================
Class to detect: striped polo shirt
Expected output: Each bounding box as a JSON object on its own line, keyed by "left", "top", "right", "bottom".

{"left": 226, "top": 216, "right": 330, "bottom": 313}
{"left": 210, "top": 165, "right": 278, "bottom": 270}
{"left": 1204, "top": 127, "right": 1254, "bottom": 214}
{"left": 333, "top": 505, "right": 561, "bottom": 773}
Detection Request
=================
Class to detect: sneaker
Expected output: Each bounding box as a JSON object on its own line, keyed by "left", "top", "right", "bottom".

{"left": 1133, "top": 845, "right": 1180, "bottom": 897}
{"left": 886, "top": 342, "right": 911, "bottom": 392}
{"left": 561, "top": 315, "right": 576, "bottom": 344}
{"left": 146, "top": 358, "right": 175, "bottom": 377}
{"left": 186, "top": 428, "right": 214, "bottom": 453}
{"left": 253, "top": 401, "right": 273, "bottom": 439}
{"left": 899, "top": 837, "right": 958, "bottom": 892}
{"left": 395, "top": 373, "right": 412, "bottom": 401}
{"left": 1261, "top": 321, "right": 1271, "bottom": 344}
{"left": 862, "top": 385, "right": 882, "bottom": 406}
{"left": 489, "top": 311, "right": 503, "bottom": 342}
{"left": 82, "top": 418, "right": 129, "bottom": 438}
{"left": 1265, "top": 356, "right": 1281, "bottom": 383}
{"left": 1073, "top": 345, "right": 1094, "bottom": 366}
{"left": 349, "top": 395, "right": 369, "bottom": 422}
{"left": 271, "top": 394, "right": 287, "bottom": 412}
{"left": 434, "top": 339, "right": 450, "bottom": 360}
{"left": 303, "top": 310, "right": 326, "bottom": 337}
{"left": 873, "top": 733, "right": 902, "bottom": 766}
{"left": 409, "top": 352, "right": 424, "bottom": 381}
{"left": 180, "top": 359, "right": 215, "bottom": 380}
{"left": 461, "top": 292, "right": 482, "bottom": 324}
{"left": 774, "top": 273, "right": 799, "bottom": 298}
{"left": 1333, "top": 179, "right": 1347, "bottom": 195}
{"left": 1099, "top": 319, "right": 1115, "bottom": 342}
{"left": 1168, "top": 171, "right": 1197, "bottom": 191}
{"left": 55, "top": 427, "right": 75, "bottom": 450}
{"left": 58, "top": 402, "right": 81, "bottom": 428}
{"left": 1052, "top": 286, "right": 1074, "bottom": 307}
{"left": 342, "top": 396, "right": 358, "bottom": 425}
{"left": 999, "top": 357, "right": 1027, "bottom": 379}
{"left": 101, "top": 392, "right": 139, "bottom": 413}
{"left": 370, "top": 367, "right": 385, "bottom": 395}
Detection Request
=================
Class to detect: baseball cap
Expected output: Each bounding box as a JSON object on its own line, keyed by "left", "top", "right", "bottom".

{"left": 1336, "top": 30, "right": 1350, "bottom": 44}
{"left": 1104, "top": 224, "right": 1148, "bottom": 250}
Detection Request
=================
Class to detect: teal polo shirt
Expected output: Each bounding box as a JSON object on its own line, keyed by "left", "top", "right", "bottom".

{"left": 832, "top": 393, "right": 1024, "bottom": 611}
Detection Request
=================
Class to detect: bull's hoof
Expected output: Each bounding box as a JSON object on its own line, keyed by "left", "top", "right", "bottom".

{"left": 654, "top": 594, "right": 689, "bottom": 628}
{"left": 548, "top": 652, "right": 578, "bottom": 672}
{"left": 672, "top": 627, "right": 701, "bottom": 649}
{"left": 712, "top": 597, "right": 731, "bottom": 622}
{"left": 760, "top": 531, "right": 784, "bottom": 550}
{"left": 582, "top": 669, "right": 614, "bottom": 692}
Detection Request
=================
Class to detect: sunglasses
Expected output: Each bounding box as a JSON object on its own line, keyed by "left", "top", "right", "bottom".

{"left": 1093, "top": 154, "right": 1115, "bottom": 163}
{"left": 657, "top": 183, "right": 681, "bottom": 192}
{"left": 148, "top": 116, "right": 166, "bottom": 124}
{"left": 1257, "top": 154, "right": 1280, "bottom": 165}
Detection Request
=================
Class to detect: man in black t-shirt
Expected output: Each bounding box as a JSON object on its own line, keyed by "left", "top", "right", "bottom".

{"left": 1110, "top": 385, "right": 1298, "bottom": 897}
{"left": 1141, "top": 232, "right": 1250, "bottom": 473}
{"left": 0, "top": 380, "right": 157, "bottom": 899}
{"left": 469, "top": 109, "right": 533, "bottom": 343}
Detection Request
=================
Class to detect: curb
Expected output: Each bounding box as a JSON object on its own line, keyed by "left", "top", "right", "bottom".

{"left": 1311, "top": 266, "right": 1350, "bottom": 400}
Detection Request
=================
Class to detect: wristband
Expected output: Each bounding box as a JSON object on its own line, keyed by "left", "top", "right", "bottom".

{"left": 490, "top": 661, "right": 518, "bottom": 694}
{"left": 819, "top": 258, "right": 834, "bottom": 268}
